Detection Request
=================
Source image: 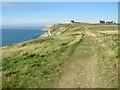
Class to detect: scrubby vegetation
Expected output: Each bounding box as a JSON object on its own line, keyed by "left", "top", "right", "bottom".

{"left": 2, "top": 24, "right": 118, "bottom": 88}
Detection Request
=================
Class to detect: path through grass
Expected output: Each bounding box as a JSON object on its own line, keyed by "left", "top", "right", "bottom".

{"left": 55, "top": 26, "right": 118, "bottom": 88}
{"left": 2, "top": 24, "right": 118, "bottom": 88}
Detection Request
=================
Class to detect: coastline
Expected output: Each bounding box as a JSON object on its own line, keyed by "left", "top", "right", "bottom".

{"left": 1, "top": 27, "right": 48, "bottom": 48}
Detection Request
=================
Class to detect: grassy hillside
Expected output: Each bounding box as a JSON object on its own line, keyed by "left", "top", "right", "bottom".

{"left": 2, "top": 24, "right": 118, "bottom": 88}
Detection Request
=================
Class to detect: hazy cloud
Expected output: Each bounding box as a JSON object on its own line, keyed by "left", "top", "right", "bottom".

{"left": 2, "top": 2, "right": 63, "bottom": 11}
{"left": 1, "top": 0, "right": 119, "bottom": 2}
{"left": 2, "top": 17, "right": 59, "bottom": 26}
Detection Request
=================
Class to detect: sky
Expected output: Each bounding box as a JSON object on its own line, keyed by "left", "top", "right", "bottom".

{"left": 2, "top": 2, "right": 118, "bottom": 27}
{"left": 1, "top": 0, "right": 120, "bottom": 2}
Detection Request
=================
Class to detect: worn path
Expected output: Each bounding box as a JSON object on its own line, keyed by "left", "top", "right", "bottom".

{"left": 55, "top": 26, "right": 118, "bottom": 88}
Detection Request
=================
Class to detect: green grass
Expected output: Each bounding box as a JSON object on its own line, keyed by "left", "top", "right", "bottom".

{"left": 2, "top": 24, "right": 118, "bottom": 88}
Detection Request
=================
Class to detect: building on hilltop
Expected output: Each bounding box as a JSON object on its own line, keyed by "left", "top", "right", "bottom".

{"left": 99, "top": 20, "right": 115, "bottom": 24}
{"left": 106, "top": 21, "right": 113, "bottom": 24}
{"left": 70, "top": 20, "right": 84, "bottom": 24}
{"left": 100, "top": 20, "right": 105, "bottom": 24}
{"left": 61, "top": 20, "right": 85, "bottom": 24}
{"left": 70, "top": 20, "right": 74, "bottom": 23}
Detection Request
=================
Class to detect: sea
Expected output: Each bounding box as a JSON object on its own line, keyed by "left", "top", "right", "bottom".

{"left": 1, "top": 28, "right": 45, "bottom": 47}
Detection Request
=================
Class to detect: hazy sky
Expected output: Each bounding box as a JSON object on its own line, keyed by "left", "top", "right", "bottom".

{"left": 2, "top": 2, "right": 118, "bottom": 26}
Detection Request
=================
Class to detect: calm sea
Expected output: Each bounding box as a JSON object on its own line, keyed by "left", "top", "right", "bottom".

{"left": 2, "top": 29, "right": 45, "bottom": 47}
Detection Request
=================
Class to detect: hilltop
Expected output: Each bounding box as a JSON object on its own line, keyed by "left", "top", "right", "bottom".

{"left": 2, "top": 23, "right": 118, "bottom": 88}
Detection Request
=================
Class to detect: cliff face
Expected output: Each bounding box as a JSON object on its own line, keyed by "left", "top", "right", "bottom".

{"left": 2, "top": 24, "right": 118, "bottom": 88}
{"left": 45, "top": 24, "right": 70, "bottom": 36}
